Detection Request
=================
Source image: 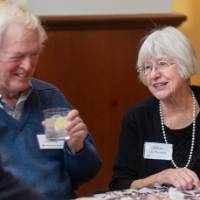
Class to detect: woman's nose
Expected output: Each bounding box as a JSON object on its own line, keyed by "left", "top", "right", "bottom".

{"left": 149, "top": 66, "right": 161, "bottom": 78}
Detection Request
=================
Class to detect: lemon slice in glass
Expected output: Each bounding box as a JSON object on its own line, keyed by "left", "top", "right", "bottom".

{"left": 54, "top": 117, "right": 66, "bottom": 132}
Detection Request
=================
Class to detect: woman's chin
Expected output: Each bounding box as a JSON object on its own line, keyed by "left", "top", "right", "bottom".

{"left": 151, "top": 90, "right": 169, "bottom": 101}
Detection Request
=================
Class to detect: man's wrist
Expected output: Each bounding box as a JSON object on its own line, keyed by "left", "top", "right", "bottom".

{"left": 65, "top": 142, "right": 85, "bottom": 154}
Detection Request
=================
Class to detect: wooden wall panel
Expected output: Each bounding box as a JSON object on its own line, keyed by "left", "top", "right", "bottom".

{"left": 35, "top": 14, "right": 186, "bottom": 196}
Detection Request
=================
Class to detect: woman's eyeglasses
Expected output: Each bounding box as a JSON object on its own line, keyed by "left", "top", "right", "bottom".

{"left": 137, "top": 59, "right": 175, "bottom": 75}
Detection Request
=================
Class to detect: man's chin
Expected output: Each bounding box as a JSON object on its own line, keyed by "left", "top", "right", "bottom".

{"left": 9, "top": 85, "right": 30, "bottom": 95}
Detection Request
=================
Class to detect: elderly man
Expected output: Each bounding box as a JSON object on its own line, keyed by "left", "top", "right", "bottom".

{"left": 0, "top": 1, "right": 101, "bottom": 200}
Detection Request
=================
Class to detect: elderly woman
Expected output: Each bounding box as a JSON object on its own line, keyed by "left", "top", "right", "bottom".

{"left": 109, "top": 26, "right": 200, "bottom": 191}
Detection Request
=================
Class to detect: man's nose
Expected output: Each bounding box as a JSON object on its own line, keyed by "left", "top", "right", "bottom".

{"left": 21, "top": 57, "right": 33, "bottom": 70}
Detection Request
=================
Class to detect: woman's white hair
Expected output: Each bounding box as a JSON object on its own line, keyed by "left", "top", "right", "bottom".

{"left": 0, "top": 0, "right": 47, "bottom": 48}
{"left": 137, "top": 26, "right": 199, "bottom": 84}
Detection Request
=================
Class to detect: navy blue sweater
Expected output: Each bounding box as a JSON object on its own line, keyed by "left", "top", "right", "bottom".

{"left": 0, "top": 78, "right": 101, "bottom": 200}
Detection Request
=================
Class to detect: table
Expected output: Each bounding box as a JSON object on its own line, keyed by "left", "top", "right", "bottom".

{"left": 75, "top": 186, "right": 200, "bottom": 200}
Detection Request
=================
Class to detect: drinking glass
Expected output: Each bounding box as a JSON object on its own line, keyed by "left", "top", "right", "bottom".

{"left": 43, "top": 107, "right": 71, "bottom": 140}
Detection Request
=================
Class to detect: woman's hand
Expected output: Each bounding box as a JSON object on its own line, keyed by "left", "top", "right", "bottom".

{"left": 155, "top": 168, "right": 200, "bottom": 190}
{"left": 131, "top": 168, "right": 200, "bottom": 190}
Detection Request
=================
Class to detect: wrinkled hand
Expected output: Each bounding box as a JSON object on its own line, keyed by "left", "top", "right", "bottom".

{"left": 155, "top": 168, "right": 200, "bottom": 190}
{"left": 65, "top": 109, "right": 88, "bottom": 153}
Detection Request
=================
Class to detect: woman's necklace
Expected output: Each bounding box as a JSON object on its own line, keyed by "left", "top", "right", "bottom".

{"left": 159, "top": 92, "right": 196, "bottom": 168}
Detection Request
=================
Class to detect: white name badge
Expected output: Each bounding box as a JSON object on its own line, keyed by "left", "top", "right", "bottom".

{"left": 37, "top": 134, "right": 64, "bottom": 149}
{"left": 143, "top": 142, "right": 172, "bottom": 160}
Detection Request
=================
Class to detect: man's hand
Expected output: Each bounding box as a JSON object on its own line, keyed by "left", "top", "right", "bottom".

{"left": 65, "top": 109, "right": 88, "bottom": 153}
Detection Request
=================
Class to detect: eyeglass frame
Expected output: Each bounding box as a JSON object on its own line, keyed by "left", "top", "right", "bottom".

{"left": 137, "top": 58, "right": 176, "bottom": 75}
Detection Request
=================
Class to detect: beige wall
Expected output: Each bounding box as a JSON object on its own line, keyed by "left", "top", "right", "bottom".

{"left": 27, "top": 0, "right": 172, "bottom": 15}
{"left": 173, "top": 0, "right": 200, "bottom": 85}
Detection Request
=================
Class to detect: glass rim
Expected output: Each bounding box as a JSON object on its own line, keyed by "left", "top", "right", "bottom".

{"left": 43, "top": 107, "right": 71, "bottom": 114}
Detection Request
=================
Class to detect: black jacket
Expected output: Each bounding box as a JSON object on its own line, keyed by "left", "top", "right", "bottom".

{"left": 110, "top": 86, "right": 200, "bottom": 190}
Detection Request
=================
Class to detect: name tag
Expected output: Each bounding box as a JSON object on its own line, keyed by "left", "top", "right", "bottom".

{"left": 143, "top": 142, "right": 172, "bottom": 160}
{"left": 37, "top": 134, "right": 64, "bottom": 149}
